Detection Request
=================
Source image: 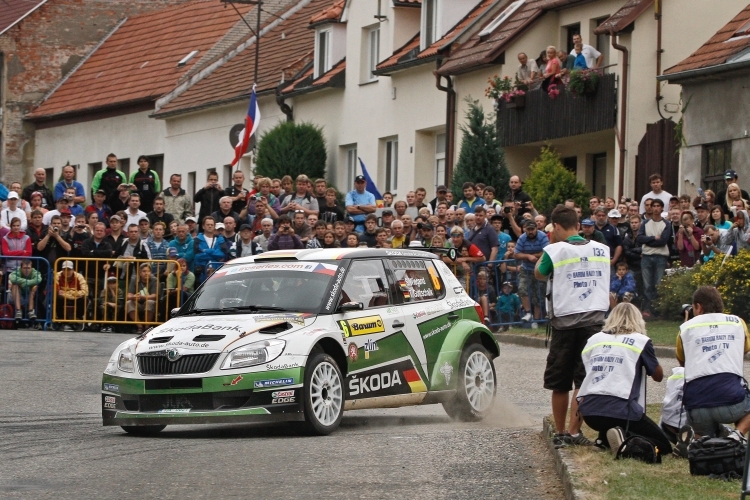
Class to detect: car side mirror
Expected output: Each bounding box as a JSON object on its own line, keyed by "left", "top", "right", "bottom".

{"left": 170, "top": 307, "right": 181, "bottom": 318}
{"left": 339, "top": 301, "right": 364, "bottom": 312}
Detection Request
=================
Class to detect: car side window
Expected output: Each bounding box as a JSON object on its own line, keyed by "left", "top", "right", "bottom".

{"left": 387, "top": 259, "right": 445, "bottom": 303}
{"left": 340, "top": 260, "right": 391, "bottom": 309}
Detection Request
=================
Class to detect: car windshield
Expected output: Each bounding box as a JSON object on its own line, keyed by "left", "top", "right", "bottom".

{"left": 183, "top": 261, "right": 341, "bottom": 314}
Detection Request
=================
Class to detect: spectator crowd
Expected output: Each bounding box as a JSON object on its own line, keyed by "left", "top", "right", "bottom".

{"left": 1, "top": 150, "right": 749, "bottom": 331}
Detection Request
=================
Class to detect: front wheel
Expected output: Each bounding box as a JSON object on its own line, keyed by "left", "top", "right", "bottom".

{"left": 302, "top": 352, "right": 344, "bottom": 435}
{"left": 442, "top": 343, "right": 496, "bottom": 421}
{"left": 120, "top": 425, "right": 166, "bottom": 436}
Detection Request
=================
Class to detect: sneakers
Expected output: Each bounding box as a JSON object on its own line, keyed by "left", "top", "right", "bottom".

{"left": 28, "top": 310, "right": 36, "bottom": 320}
{"left": 553, "top": 432, "right": 572, "bottom": 449}
{"left": 15, "top": 310, "right": 22, "bottom": 320}
{"left": 100, "top": 326, "right": 112, "bottom": 333}
{"left": 531, "top": 322, "right": 539, "bottom": 329}
{"left": 569, "top": 432, "right": 593, "bottom": 446}
{"left": 606, "top": 427, "right": 625, "bottom": 456}
{"left": 673, "top": 425, "right": 694, "bottom": 459}
{"left": 63, "top": 325, "right": 74, "bottom": 332}
{"left": 521, "top": 312, "right": 532, "bottom": 322}
{"left": 728, "top": 429, "right": 747, "bottom": 444}
{"left": 483, "top": 317, "right": 491, "bottom": 328}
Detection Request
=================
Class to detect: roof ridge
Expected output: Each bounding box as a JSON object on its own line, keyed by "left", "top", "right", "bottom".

{"left": 154, "top": 0, "right": 314, "bottom": 114}
{"left": 0, "top": 0, "right": 48, "bottom": 36}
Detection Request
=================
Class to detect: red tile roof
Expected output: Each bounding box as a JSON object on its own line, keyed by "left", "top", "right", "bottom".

{"left": 437, "top": 0, "right": 589, "bottom": 76}
{"left": 310, "top": 0, "right": 344, "bottom": 25}
{"left": 153, "top": 0, "right": 335, "bottom": 117}
{"left": 0, "top": 0, "right": 46, "bottom": 36}
{"left": 376, "top": 0, "right": 495, "bottom": 75}
{"left": 279, "top": 57, "right": 346, "bottom": 96}
{"left": 26, "top": 0, "right": 255, "bottom": 120}
{"left": 663, "top": 4, "right": 750, "bottom": 78}
{"left": 594, "top": 0, "right": 652, "bottom": 35}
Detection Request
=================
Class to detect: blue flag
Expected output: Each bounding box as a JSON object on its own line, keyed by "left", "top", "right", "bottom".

{"left": 358, "top": 157, "right": 382, "bottom": 201}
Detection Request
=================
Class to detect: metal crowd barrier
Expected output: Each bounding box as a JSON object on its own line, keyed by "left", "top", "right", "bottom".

{"left": 52, "top": 257, "right": 182, "bottom": 331}
{"left": 0, "top": 256, "right": 53, "bottom": 330}
{"left": 468, "top": 259, "right": 548, "bottom": 330}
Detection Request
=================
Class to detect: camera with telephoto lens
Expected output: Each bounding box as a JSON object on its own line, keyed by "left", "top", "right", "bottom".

{"left": 682, "top": 304, "right": 694, "bottom": 320}
{"left": 255, "top": 230, "right": 262, "bottom": 236}
{"left": 416, "top": 222, "right": 424, "bottom": 230}
{"left": 504, "top": 206, "right": 513, "bottom": 214}
{"left": 249, "top": 195, "right": 257, "bottom": 202}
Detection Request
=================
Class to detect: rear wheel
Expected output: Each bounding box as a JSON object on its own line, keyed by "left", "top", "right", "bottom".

{"left": 120, "top": 425, "right": 166, "bottom": 436}
{"left": 442, "top": 343, "right": 496, "bottom": 421}
{"left": 302, "top": 352, "right": 344, "bottom": 435}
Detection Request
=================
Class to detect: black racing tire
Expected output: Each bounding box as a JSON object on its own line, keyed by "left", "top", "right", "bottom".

{"left": 301, "top": 352, "right": 344, "bottom": 435}
{"left": 120, "top": 425, "right": 167, "bottom": 436}
{"left": 442, "top": 343, "right": 496, "bottom": 422}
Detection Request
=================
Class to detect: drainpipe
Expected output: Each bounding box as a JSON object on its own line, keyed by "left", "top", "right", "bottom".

{"left": 610, "top": 30, "right": 628, "bottom": 201}
{"left": 435, "top": 72, "right": 456, "bottom": 187}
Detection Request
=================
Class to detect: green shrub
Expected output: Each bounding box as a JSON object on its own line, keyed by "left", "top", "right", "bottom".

{"left": 655, "top": 267, "right": 697, "bottom": 321}
{"left": 522, "top": 146, "right": 591, "bottom": 216}
{"left": 256, "top": 121, "right": 327, "bottom": 181}
{"left": 451, "top": 97, "right": 511, "bottom": 202}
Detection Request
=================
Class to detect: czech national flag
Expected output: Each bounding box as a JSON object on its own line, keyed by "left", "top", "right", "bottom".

{"left": 231, "top": 85, "right": 261, "bottom": 166}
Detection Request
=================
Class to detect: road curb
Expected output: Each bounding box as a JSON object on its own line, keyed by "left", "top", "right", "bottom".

{"left": 495, "top": 332, "right": 682, "bottom": 360}
{"left": 541, "top": 417, "right": 587, "bottom": 500}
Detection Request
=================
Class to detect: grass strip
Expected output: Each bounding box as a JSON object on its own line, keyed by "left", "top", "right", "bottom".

{"left": 556, "top": 405, "right": 741, "bottom": 500}
{"left": 506, "top": 321, "right": 680, "bottom": 347}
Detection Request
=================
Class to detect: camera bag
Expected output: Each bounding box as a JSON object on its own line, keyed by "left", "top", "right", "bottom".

{"left": 688, "top": 436, "right": 746, "bottom": 476}
{"left": 616, "top": 435, "right": 663, "bottom": 463}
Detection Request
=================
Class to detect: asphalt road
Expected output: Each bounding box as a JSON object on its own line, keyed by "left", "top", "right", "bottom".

{"left": 0, "top": 330, "right": 564, "bottom": 500}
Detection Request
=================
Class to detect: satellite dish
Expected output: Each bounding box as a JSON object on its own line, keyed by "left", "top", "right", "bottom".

{"left": 229, "top": 124, "right": 258, "bottom": 151}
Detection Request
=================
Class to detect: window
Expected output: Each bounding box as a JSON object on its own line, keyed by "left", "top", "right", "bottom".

{"left": 435, "top": 133, "right": 446, "bottom": 188}
{"left": 368, "top": 26, "right": 380, "bottom": 81}
{"left": 188, "top": 171, "right": 196, "bottom": 199}
{"left": 315, "top": 29, "right": 331, "bottom": 78}
{"left": 591, "top": 153, "right": 607, "bottom": 199}
{"left": 118, "top": 158, "right": 130, "bottom": 180}
{"left": 346, "top": 147, "right": 358, "bottom": 187}
{"left": 44, "top": 168, "right": 54, "bottom": 191}
{"left": 223, "top": 165, "right": 233, "bottom": 188}
{"left": 595, "top": 18, "right": 610, "bottom": 68}
{"left": 341, "top": 260, "right": 391, "bottom": 309}
{"left": 703, "top": 142, "right": 732, "bottom": 194}
{"left": 88, "top": 162, "right": 102, "bottom": 197}
{"left": 385, "top": 139, "right": 398, "bottom": 193}
{"left": 562, "top": 156, "right": 577, "bottom": 173}
{"left": 421, "top": 0, "right": 437, "bottom": 50}
{"left": 566, "top": 23, "right": 581, "bottom": 53}
{"left": 388, "top": 259, "right": 445, "bottom": 303}
{"left": 479, "top": 0, "right": 525, "bottom": 37}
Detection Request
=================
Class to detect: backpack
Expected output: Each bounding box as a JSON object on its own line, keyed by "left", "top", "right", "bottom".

{"left": 688, "top": 436, "right": 746, "bottom": 477}
{"left": 616, "top": 435, "right": 662, "bottom": 464}
{"left": 0, "top": 304, "right": 17, "bottom": 330}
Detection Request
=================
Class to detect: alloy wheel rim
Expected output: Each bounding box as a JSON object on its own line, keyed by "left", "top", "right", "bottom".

{"left": 463, "top": 351, "right": 495, "bottom": 412}
{"left": 310, "top": 361, "right": 343, "bottom": 426}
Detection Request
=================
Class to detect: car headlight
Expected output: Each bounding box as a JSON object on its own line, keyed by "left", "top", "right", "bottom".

{"left": 221, "top": 339, "right": 285, "bottom": 370}
{"left": 117, "top": 347, "right": 135, "bottom": 373}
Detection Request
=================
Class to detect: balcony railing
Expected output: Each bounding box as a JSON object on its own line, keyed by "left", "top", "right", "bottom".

{"left": 495, "top": 72, "right": 617, "bottom": 147}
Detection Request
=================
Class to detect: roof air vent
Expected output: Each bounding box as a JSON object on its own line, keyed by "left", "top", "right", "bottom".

{"left": 177, "top": 50, "right": 199, "bottom": 67}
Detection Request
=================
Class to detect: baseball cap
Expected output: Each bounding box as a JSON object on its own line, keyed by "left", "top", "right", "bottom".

{"left": 382, "top": 209, "right": 393, "bottom": 216}
{"left": 581, "top": 218, "right": 595, "bottom": 226}
{"left": 437, "top": 185, "right": 448, "bottom": 193}
{"left": 490, "top": 214, "right": 503, "bottom": 222}
{"left": 408, "top": 240, "right": 424, "bottom": 248}
{"left": 695, "top": 202, "right": 709, "bottom": 211}
{"left": 62, "top": 260, "right": 74, "bottom": 269}
{"left": 56, "top": 196, "right": 69, "bottom": 203}
{"left": 344, "top": 217, "right": 355, "bottom": 224}
{"left": 167, "top": 247, "right": 178, "bottom": 257}
{"left": 354, "top": 175, "right": 366, "bottom": 183}
{"left": 185, "top": 216, "right": 197, "bottom": 223}
{"left": 240, "top": 224, "right": 253, "bottom": 232}
{"left": 7, "top": 191, "right": 19, "bottom": 200}
{"left": 725, "top": 169, "right": 738, "bottom": 180}
{"left": 215, "top": 222, "right": 225, "bottom": 229}
{"left": 94, "top": 189, "right": 106, "bottom": 196}
{"left": 107, "top": 275, "right": 118, "bottom": 282}
{"left": 502, "top": 281, "right": 512, "bottom": 288}
{"left": 608, "top": 209, "right": 622, "bottom": 218}
{"left": 109, "top": 214, "right": 122, "bottom": 222}
{"left": 59, "top": 208, "right": 72, "bottom": 215}
{"left": 420, "top": 222, "right": 434, "bottom": 231}
{"left": 522, "top": 220, "right": 536, "bottom": 229}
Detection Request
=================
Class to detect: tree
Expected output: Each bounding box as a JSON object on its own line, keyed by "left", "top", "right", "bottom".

{"left": 451, "top": 97, "right": 510, "bottom": 201}
{"left": 255, "top": 121, "right": 327, "bottom": 180}
{"left": 523, "top": 146, "right": 591, "bottom": 216}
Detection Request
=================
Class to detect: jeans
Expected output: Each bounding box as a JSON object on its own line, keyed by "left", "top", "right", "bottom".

{"left": 688, "top": 392, "right": 750, "bottom": 437}
{"left": 640, "top": 254, "right": 668, "bottom": 312}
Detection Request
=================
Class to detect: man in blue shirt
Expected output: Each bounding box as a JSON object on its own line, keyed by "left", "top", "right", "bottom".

{"left": 594, "top": 206, "right": 623, "bottom": 265}
{"left": 466, "top": 206, "right": 499, "bottom": 261}
{"left": 515, "top": 219, "right": 549, "bottom": 326}
{"left": 457, "top": 182, "right": 483, "bottom": 213}
{"left": 55, "top": 165, "right": 86, "bottom": 206}
{"left": 345, "top": 175, "right": 376, "bottom": 233}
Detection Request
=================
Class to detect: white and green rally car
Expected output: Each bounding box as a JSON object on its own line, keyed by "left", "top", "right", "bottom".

{"left": 102, "top": 248, "right": 499, "bottom": 435}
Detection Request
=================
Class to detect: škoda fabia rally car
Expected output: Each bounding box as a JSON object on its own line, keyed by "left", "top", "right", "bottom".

{"left": 102, "top": 248, "right": 499, "bottom": 435}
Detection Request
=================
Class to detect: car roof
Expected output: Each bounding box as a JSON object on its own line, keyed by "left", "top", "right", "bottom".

{"left": 228, "top": 248, "right": 439, "bottom": 265}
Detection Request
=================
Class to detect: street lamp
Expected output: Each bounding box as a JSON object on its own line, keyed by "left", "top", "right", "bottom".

{"left": 220, "top": 0, "right": 263, "bottom": 85}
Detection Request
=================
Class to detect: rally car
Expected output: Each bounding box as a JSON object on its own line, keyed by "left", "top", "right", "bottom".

{"left": 102, "top": 248, "right": 499, "bottom": 435}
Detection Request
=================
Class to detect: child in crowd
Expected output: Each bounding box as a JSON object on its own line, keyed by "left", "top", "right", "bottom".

{"left": 98, "top": 275, "right": 124, "bottom": 332}
{"left": 495, "top": 281, "right": 521, "bottom": 331}
{"left": 609, "top": 261, "right": 636, "bottom": 310}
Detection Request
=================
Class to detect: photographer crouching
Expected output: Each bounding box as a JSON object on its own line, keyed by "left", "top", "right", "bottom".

{"left": 676, "top": 286, "right": 750, "bottom": 440}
